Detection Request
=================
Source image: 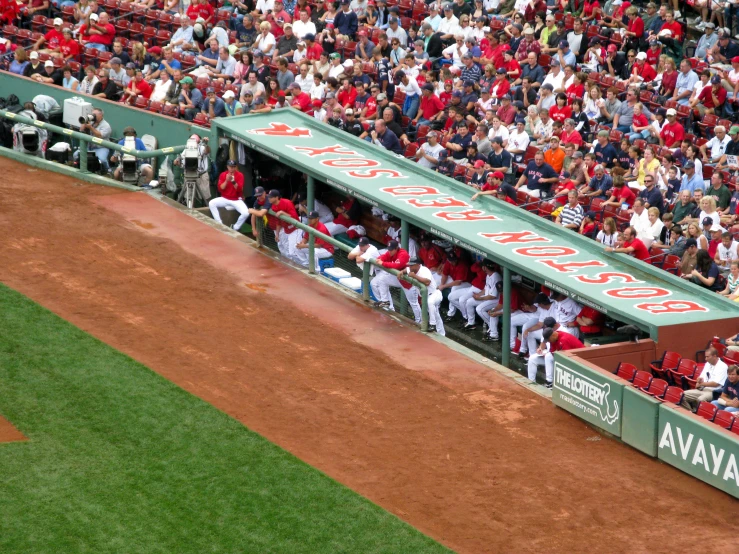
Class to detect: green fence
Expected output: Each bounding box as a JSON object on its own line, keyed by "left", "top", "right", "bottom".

{"left": 552, "top": 354, "right": 623, "bottom": 437}
{"left": 554, "top": 352, "right": 739, "bottom": 499}
{"left": 658, "top": 404, "right": 739, "bottom": 499}
{"left": 255, "top": 210, "right": 430, "bottom": 331}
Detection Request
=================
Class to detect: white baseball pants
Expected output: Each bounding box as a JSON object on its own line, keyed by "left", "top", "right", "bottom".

{"left": 456, "top": 286, "right": 482, "bottom": 324}
{"left": 558, "top": 325, "right": 581, "bottom": 340}
{"left": 325, "top": 222, "right": 348, "bottom": 235}
{"left": 446, "top": 283, "right": 472, "bottom": 317}
{"left": 429, "top": 290, "right": 445, "bottom": 336}
{"left": 277, "top": 229, "right": 302, "bottom": 262}
{"left": 526, "top": 328, "right": 544, "bottom": 356}
{"left": 371, "top": 271, "right": 402, "bottom": 309}
{"left": 475, "top": 300, "right": 499, "bottom": 334}
{"left": 404, "top": 286, "right": 422, "bottom": 323}
{"left": 209, "top": 197, "right": 249, "bottom": 230}
{"left": 510, "top": 312, "right": 538, "bottom": 350}
{"left": 527, "top": 352, "right": 554, "bottom": 383}
{"left": 293, "top": 246, "right": 333, "bottom": 271}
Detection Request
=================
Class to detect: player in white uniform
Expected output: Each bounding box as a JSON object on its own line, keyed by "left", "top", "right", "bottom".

{"left": 406, "top": 257, "right": 445, "bottom": 336}
{"left": 348, "top": 236, "right": 380, "bottom": 274}
{"left": 521, "top": 295, "right": 557, "bottom": 358}
{"left": 471, "top": 264, "right": 502, "bottom": 332}
{"left": 552, "top": 292, "right": 582, "bottom": 339}
{"left": 441, "top": 253, "right": 472, "bottom": 320}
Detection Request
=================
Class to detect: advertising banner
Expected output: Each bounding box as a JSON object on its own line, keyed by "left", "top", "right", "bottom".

{"left": 552, "top": 354, "right": 623, "bottom": 436}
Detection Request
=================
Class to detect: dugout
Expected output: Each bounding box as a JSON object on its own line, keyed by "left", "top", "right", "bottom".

{"left": 210, "top": 111, "right": 739, "bottom": 369}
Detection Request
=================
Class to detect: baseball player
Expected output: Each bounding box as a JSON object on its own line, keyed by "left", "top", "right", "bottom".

{"left": 552, "top": 291, "right": 582, "bottom": 339}
{"left": 293, "top": 211, "right": 334, "bottom": 271}
{"left": 208, "top": 160, "right": 249, "bottom": 231}
{"left": 521, "top": 295, "right": 557, "bottom": 360}
{"left": 463, "top": 262, "right": 500, "bottom": 331}
{"left": 297, "top": 194, "right": 334, "bottom": 224}
{"left": 405, "top": 257, "right": 445, "bottom": 336}
{"left": 370, "top": 239, "right": 409, "bottom": 311}
{"left": 418, "top": 235, "right": 446, "bottom": 286}
{"left": 266, "top": 189, "right": 301, "bottom": 262}
{"left": 527, "top": 327, "right": 584, "bottom": 388}
{"left": 348, "top": 236, "right": 380, "bottom": 274}
{"left": 247, "top": 186, "right": 271, "bottom": 238}
{"left": 325, "top": 195, "right": 360, "bottom": 235}
{"left": 440, "top": 252, "right": 471, "bottom": 321}
{"left": 480, "top": 280, "right": 521, "bottom": 343}
{"left": 454, "top": 261, "right": 485, "bottom": 330}
{"left": 507, "top": 296, "right": 540, "bottom": 352}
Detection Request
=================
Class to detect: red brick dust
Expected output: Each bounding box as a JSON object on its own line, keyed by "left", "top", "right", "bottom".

{"left": 0, "top": 159, "right": 735, "bottom": 554}
{"left": 0, "top": 415, "right": 26, "bottom": 443}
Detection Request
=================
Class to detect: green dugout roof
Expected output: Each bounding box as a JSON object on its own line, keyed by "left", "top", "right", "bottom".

{"left": 213, "top": 111, "right": 739, "bottom": 338}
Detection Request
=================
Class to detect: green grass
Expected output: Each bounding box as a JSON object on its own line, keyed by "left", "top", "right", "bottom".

{"left": 0, "top": 284, "right": 449, "bottom": 554}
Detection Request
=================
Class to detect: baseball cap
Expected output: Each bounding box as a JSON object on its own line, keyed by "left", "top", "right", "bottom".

{"left": 730, "top": 126, "right": 739, "bottom": 135}
{"left": 496, "top": 67, "right": 507, "bottom": 74}
{"left": 712, "top": 75, "right": 722, "bottom": 84}
{"left": 205, "top": 86, "right": 216, "bottom": 94}
{"left": 289, "top": 82, "right": 301, "bottom": 89}
{"left": 491, "top": 171, "right": 504, "bottom": 179}
{"left": 422, "top": 83, "right": 434, "bottom": 92}
{"left": 589, "top": 36, "right": 600, "bottom": 46}
{"left": 491, "top": 136, "right": 503, "bottom": 145}
{"left": 304, "top": 33, "right": 315, "bottom": 41}
{"left": 560, "top": 171, "right": 571, "bottom": 179}
{"left": 377, "top": 93, "right": 387, "bottom": 101}
{"left": 312, "top": 99, "right": 322, "bottom": 107}
{"left": 179, "top": 76, "right": 193, "bottom": 84}
{"left": 585, "top": 211, "right": 596, "bottom": 220}
{"left": 462, "top": 52, "right": 473, "bottom": 59}
{"left": 357, "top": 30, "right": 367, "bottom": 37}
{"left": 29, "top": 51, "right": 39, "bottom": 59}
{"left": 345, "top": 108, "right": 354, "bottom": 115}
{"left": 524, "top": 27, "right": 534, "bottom": 34}
{"left": 534, "top": 293, "right": 551, "bottom": 305}
{"left": 329, "top": 52, "right": 341, "bottom": 59}
{"left": 122, "top": 126, "right": 136, "bottom": 136}
{"left": 110, "top": 57, "right": 122, "bottom": 64}
{"left": 463, "top": 79, "right": 474, "bottom": 87}
{"left": 267, "top": 188, "right": 281, "bottom": 198}
{"left": 542, "top": 328, "right": 555, "bottom": 342}
{"left": 559, "top": 40, "right": 569, "bottom": 49}
{"left": 53, "top": 17, "right": 63, "bottom": 25}
{"left": 542, "top": 316, "right": 557, "bottom": 328}
{"left": 550, "top": 58, "right": 559, "bottom": 67}
{"left": 254, "top": 97, "right": 265, "bottom": 105}
{"left": 243, "top": 90, "right": 253, "bottom": 97}
{"left": 89, "top": 13, "right": 98, "bottom": 21}
{"left": 684, "top": 160, "right": 696, "bottom": 169}
{"left": 597, "top": 130, "right": 609, "bottom": 138}
{"left": 501, "top": 94, "right": 511, "bottom": 101}
{"left": 44, "top": 60, "right": 54, "bottom": 68}
{"left": 474, "top": 160, "right": 485, "bottom": 168}
{"left": 541, "top": 83, "right": 554, "bottom": 91}
{"left": 308, "top": 210, "right": 320, "bottom": 219}
{"left": 125, "top": 62, "right": 136, "bottom": 69}
{"left": 607, "top": 44, "right": 618, "bottom": 53}
{"left": 666, "top": 108, "right": 677, "bottom": 116}
{"left": 685, "top": 238, "right": 698, "bottom": 248}
{"left": 572, "top": 151, "right": 584, "bottom": 159}
{"left": 254, "top": 186, "right": 265, "bottom": 195}
{"left": 358, "top": 237, "right": 370, "bottom": 246}
{"left": 223, "top": 90, "right": 235, "bottom": 100}
{"left": 407, "top": 256, "right": 422, "bottom": 265}
{"left": 452, "top": 90, "right": 463, "bottom": 97}
{"left": 149, "top": 46, "right": 162, "bottom": 55}
{"left": 706, "top": 22, "right": 716, "bottom": 29}
{"left": 388, "top": 239, "right": 399, "bottom": 250}
{"left": 635, "top": 52, "right": 647, "bottom": 60}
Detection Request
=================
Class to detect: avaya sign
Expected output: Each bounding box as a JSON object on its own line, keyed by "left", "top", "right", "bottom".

{"left": 218, "top": 114, "right": 739, "bottom": 334}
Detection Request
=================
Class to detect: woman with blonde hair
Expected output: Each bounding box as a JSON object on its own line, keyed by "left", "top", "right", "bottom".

{"left": 9, "top": 47, "right": 29, "bottom": 76}
{"left": 131, "top": 41, "right": 147, "bottom": 72}
{"left": 646, "top": 207, "right": 664, "bottom": 246}
{"left": 524, "top": 105, "right": 540, "bottom": 138}
{"left": 687, "top": 222, "right": 709, "bottom": 250}
{"left": 583, "top": 85, "right": 603, "bottom": 120}
{"left": 597, "top": 217, "right": 619, "bottom": 248}
{"left": 698, "top": 196, "right": 720, "bottom": 232}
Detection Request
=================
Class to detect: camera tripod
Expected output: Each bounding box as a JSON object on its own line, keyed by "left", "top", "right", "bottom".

{"left": 177, "top": 178, "right": 207, "bottom": 210}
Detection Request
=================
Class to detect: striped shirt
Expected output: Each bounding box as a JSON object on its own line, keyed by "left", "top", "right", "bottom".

{"left": 559, "top": 203, "right": 583, "bottom": 228}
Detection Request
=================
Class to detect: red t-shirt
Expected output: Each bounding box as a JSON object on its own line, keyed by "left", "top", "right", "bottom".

{"left": 419, "top": 244, "right": 445, "bottom": 269}
{"left": 550, "top": 332, "right": 585, "bottom": 352}
{"left": 337, "top": 86, "right": 357, "bottom": 108}
{"left": 379, "top": 248, "right": 410, "bottom": 270}
{"left": 549, "top": 104, "right": 571, "bottom": 124}
{"left": 615, "top": 185, "right": 636, "bottom": 207}
{"left": 645, "top": 46, "right": 661, "bottom": 66}
{"left": 420, "top": 94, "right": 444, "bottom": 120}
{"left": 624, "top": 237, "right": 650, "bottom": 260}
{"left": 90, "top": 23, "right": 115, "bottom": 46}
{"left": 560, "top": 129, "right": 583, "bottom": 149}
{"left": 627, "top": 16, "right": 644, "bottom": 38}
{"left": 470, "top": 262, "right": 486, "bottom": 289}
{"left": 44, "top": 29, "right": 64, "bottom": 50}
{"left": 306, "top": 42, "right": 323, "bottom": 60}
{"left": 490, "top": 77, "right": 510, "bottom": 99}
{"left": 442, "top": 260, "right": 469, "bottom": 282}
{"left": 364, "top": 96, "right": 377, "bottom": 118}
{"left": 632, "top": 61, "right": 656, "bottom": 83}
{"left": 660, "top": 20, "right": 682, "bottom": 41}
{"left": 578, "top": 306, "right": 604, "bottom": 334}
{"left": 217, "top": 170, "right": 244, "bottom": 201}
{"left": 270, "top": 198, "right": 299, "bottom": 233}
{"left": 311, "top": 221, "right": 335, "bottom": 253}
{"left": 59, "top": 38, "right": 80, "bottom": 59}
{"left": 698, "top": 85, "right": 727, "bottom": 109}
{"left": 187, "top": 2, "right": 214, "bottom": 22}
{"left": 631, "top": 112, "right": 648, "bottom": 128}
{"left": 128, "top": 78, "right": 152, "bottom": 98}
{"left": 565, "top": 83, "right": 584, "bottom": 105}
{"left": 660, "top": 121, "right": 684, "bottom": 147}
{"left": 291, "top": 91, "right": 311, "bottom": 112}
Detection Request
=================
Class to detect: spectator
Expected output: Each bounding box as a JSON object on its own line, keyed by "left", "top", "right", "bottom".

{"left": 720, "top": 260, "right": 739, "bottom": 299}
{"left": 179, "top": 76, "right": 204, "bottom": 121}
{"left": 711, "top": 365, "right": 739, "bottom": 414}
{"left": 679, "top": 160, "right": 705, "bottom": 196}
{"left": 715, "top": 232, "right": 739, "bottom": 270}
{"left": 680, "top": 347, "right": 729, "bottom": 411}
{"left": 580, "top": 164, "right": 613, "bottom": 199}
{"left": 555, "top": 190, "right": 584, "bottom": 230}
{"left": 514, "top": 150, "right": 558, "bottom": 198}
{"left": 605, "top": 226, "right": 650, "bottom": 261}
{"left": 370, "top": 119, "right": 402, "bottom": 155}
{"left": 415, "top": 131, "right": 445, "bottom": 169}
{"left": 597, "top": 217, "right": 619, "bottom": 248}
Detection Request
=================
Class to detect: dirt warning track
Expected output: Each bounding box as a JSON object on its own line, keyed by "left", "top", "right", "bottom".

{"left": 0, "top": 159, "right": 735, "bottom": 554}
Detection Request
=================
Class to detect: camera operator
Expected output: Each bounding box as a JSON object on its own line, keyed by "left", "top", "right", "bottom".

{"left": 74, "top": 107, "right": 112, "bottom": 173}
{"left": 111, "top": 126, "right": 154, "bottom": 186}
{"left": 174, "top": 134, "right": 211, "bottom": 201}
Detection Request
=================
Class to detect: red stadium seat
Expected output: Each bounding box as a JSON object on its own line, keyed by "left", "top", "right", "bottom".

{"left": 403, "top": 142, "right": 418, "bottom": 159}
{"left": 133, "top": 96, "right": 149, "bottom": 109}
{"left": 661, "top": 386, "right": 684, "bottom": 405}
{"left": 650, "top": 351, "right": 680, "bottom": 381}
{"left": 632, "top": 370, "right": 653, "bottom": 390}
{"left": 147, "top": 100, "right": 163, "bottom": 113}
{"left": 668, "top": 359, "right": 697, "bottom": 389}
{"left": 643, "top": 378, "right": 668, "bottom": 398}
{"left": 537, "top": 202, "right": 555, "bottom": 220}
{"left": 193, "top": 112, "right": 210, "bottom": 127}
{"left": 714, "top": 410, "right": 735, "bottom": 430}
{"left": 615, "top": 362, "right": 637, "bottom": 382}
{"left": 696, "top": 401, "right": 717, "bottom": 422}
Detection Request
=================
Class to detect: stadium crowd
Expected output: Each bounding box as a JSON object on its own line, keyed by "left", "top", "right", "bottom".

{"left": 2, "top": 0, "right": 739, "bottom": 298}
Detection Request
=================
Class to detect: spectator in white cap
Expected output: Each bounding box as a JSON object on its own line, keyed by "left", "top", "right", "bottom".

{"left": 222, "top": 90, "right": 244, "bottom": 117}
{"left": 33, "top": 17, "right": 65, "bottom": 53}
{"left": 32, "top": 60, "right": 63, "bottom": 86}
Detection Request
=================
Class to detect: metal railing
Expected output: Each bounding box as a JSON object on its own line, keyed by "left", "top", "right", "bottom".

{"left": 0, "top": 109, "right": 188, "bottom": 172}
{"left": 257, "top": 210, "right": 430, "bottom": 332}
